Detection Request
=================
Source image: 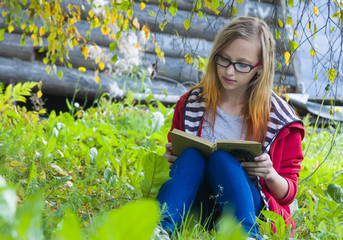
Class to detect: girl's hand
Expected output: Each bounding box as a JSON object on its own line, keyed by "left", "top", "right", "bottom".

{"left": 241, "top": 153, "right": 277, "bottom": 180}
{"left": 241, "top": 153, "right": 289, "bottom": 199}
{"left": 163, "top": 142, "right": 177, "bottom": 169}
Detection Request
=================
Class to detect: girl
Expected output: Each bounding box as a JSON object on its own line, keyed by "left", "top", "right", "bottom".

{"left": 156, "top": 16, "right": 304, "bottom": 239}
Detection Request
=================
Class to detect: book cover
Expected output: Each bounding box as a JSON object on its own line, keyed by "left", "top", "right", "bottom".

{"left": 169, "top": 129, "right": 261, "bottom": 162}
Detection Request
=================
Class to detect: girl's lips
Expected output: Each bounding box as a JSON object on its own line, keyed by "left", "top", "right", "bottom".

{"left": 223, "top": 77, "right": 236, "bottom": 84}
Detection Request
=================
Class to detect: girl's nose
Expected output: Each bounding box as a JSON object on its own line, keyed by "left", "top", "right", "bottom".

{"left": 226, "top": 63, "right": 236, "bottom": 75}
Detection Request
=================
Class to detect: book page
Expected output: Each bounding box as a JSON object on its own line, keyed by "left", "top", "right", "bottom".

{"left": 215, "top": 140, "right": 261, "bottom": 163}
{"left": 170, "top": 129, "right": 214, "bottom": 158}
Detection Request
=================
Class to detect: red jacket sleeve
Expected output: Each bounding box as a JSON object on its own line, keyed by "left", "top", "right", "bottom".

{"left": 167, "top": 96, "right": 186, "bottom": 142}
{"left": 269, "top": 124, "right": 305, "bottom": 206}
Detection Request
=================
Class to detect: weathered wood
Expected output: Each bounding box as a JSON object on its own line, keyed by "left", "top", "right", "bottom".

{"left": 137, "top": 0, "right": 233, "bottom": 17}
{"left": 142, "top": 32, "right": 212, "bottom": 58}
{"left": 132, "top": 2, "right": 228, "bottom": 41}
{"left": 0, "top": 33, "right": 35, "bottom": 61}
{"left": 142, "top": 52, "right": 201, "bottom": 84}
{"left": 0, "top": 57, "right": 187, "bottom": 98}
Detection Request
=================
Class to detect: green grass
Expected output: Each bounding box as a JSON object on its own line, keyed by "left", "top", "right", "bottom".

{"left": 0, "top": 92, "right": 342, "bottom": 239}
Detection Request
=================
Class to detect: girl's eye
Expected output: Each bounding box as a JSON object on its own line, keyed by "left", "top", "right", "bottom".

{"left": 237, "top": 63, "right": 249, "bottom": 68}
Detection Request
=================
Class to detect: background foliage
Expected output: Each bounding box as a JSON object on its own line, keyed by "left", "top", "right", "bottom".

{"left": 0, "top": 83, "right": 342, "bottom": 239}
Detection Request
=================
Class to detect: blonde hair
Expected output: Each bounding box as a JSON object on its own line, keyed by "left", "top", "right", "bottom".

{"left": 191, "top": 16, "right": 275, "bottom": 143}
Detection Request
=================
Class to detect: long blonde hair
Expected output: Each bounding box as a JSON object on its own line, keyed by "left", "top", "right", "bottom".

{"left": 191, "top": 16, "right": 275, "bottom": 143}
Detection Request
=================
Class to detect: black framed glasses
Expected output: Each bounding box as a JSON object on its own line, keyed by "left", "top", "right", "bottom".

{"left": 214, "top": 54, "right": 260, "bottom": 73}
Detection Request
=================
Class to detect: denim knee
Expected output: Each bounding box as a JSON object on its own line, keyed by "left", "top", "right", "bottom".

{"left": 208, "top": 150, "right": 242, "bottom": 171}
{"left": 175, "top": 147, "right": 206, "bottom": 168}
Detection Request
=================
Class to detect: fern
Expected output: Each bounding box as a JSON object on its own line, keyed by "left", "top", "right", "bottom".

{"left": 0, "top": 81, "right": 38, "bottom": 111}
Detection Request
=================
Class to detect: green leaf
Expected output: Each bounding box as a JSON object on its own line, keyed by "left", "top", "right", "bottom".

{"left": 198, "top": 11, "right": 203, "bottom": 19}
{"left": 196, "top": 0, "right": 202, "bottom": 10}
{"left": 184, "top": 18, "right": 191, "bottom": 30}
{"left": 275, "top": 29, "right": 280, "bottom": 39}
{"left": 278, "top": 18, "right": 284, "bottom": 28}
{"left": 277, "top": 62, "right": 282, "bottom": 71}
{"left": 332, "top": 11, "right": 340, "bottom": 18}
{"left": 110, "top": 42, "right": 117, "bottom": 52}
{"left": 216, "top": 214, "right": 246, "bottom": 240}
{"left": 169, "top": 1, "right": 177, "bottom": 16}
{"left": 235, "top": 0, "right": 244, "bottom": 4}
{"left": 0, "top": 28, "right": 5, "bottom": 42}
{"left": 287, "top": 16, "right": 293, "bottom": 26}
{"left": 94, "top": 200, "right": 159, "bottom": 240}
{"left": 212, "top": 0, "right": 220, "bottom": 9}
{"left": 54, "top": 209, "right": 82, "bottom": 240}
{"left": 232, "top": 6, "right": 237, "bottom": 17}
{"left": 328, "top": 68, "right": 337, "bottom": 84}
{"left": 140, "top": 152, "right": 170, "bottom": 199}
{"left": 58, "top": 70, "right": 64, "bottom": 79}
{"left": 28, "top": 162, "right": 38, "bottom": 185}
{"left": 289, "top": 40, "right": 299, "bottom": 52}
{"left": 111, "top": 54, "right": 118, "bottom": 63}
{"left": 288, "top": 0, "right": 294, "bottom": 7}
{"left": 16, "top": 191, "right": 44, "bottom": 240}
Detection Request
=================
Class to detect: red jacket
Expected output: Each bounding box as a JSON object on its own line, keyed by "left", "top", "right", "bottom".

{"left": 168, "top": 90, "right": 305, "bottom": 232}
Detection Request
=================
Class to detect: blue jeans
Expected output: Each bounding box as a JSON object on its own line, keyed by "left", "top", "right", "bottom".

{"left": 157, "top": 148, "right": 263, "bottom": 239}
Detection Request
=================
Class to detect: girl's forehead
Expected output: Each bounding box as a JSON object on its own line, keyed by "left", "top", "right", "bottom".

{"left": 220, "top": 38, "right": 260, "bottom": 61}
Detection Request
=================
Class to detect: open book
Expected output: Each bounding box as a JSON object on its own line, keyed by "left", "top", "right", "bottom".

{"left": 170, "top": 129, "right": 261, "bottom": 162}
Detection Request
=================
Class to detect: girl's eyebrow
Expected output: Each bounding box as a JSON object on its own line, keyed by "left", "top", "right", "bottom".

{"left": 220, "top": 53, "right": 254, "bottom": 64}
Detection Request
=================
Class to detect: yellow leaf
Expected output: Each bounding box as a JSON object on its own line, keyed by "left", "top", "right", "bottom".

{"left": 101, "top": 25, "right": 110, "bottom": 35}
{"left": 127, "top": 9, "right": 133, "bottom": 20}
{"left": 278, "top": 18, "right": 284, "bottom": 28}
{"left": 94, "top": 17, "right": 101, "bottom": 28}
{"left": 39, "top": 27, "right": 46, "bottom": 36}
{"left": 124, "top": 19, "right": 129, "bottom": 30}
{"left": 10, "top": 161, "right": 21, "bottom": 167}
{"left": 135, "top": 43, "right": 139, "bottom": 48}
{"left": 307, "top": 22, "right": 311, "bottom": 30}
{"left": 184, "top": 18, "right": 191, "bottom": 30}
{"left": 99, "top": 61, "right": 105, "bottom": 70}
{"left": 140, "top": 2, "right": 145, "bottom": 10}
{"left": 78, "top": 67, "right": 86, "bottom": 72}
{"left": 2, "top": 12, "right": 6, "bottom": 17}
{"left": 81, "top": 45, "right": 88, "bottom": 59}
{"left": 142, "top": 25, "right": 150, "bottom": 40}
{"left": 328, "top": 68, "right": 337, "bottom": 84}
{"left": 21, "top": 23, "right": 26, "bottom": 30}
{"left": 46, "top": 65, "right": 51, "bottom": 75}
{"left": 95, "top": 56, "right": 100, "bottom": 64}
{"left": 38, "top": 81, "right": 43, "bottom": 89}
{"left": 88, "top": 10, "right": 94, "bottom": 18}
{"left": 133, "top": 18, "right": 140, "bottom": 29}
{"left": 37, "top": 90, "right": 43, "bottom": 99}
{"left": 294, "top": 30, "right": 298, "bottom": 38}
{"left": 29, "top": 24, "right": 35, "bottom": 32}
{"left": 39, "top": 170, "right": 46, "bottom": 179}
{"left": 313, "top": 6, "right": 319, "bottom": 16}
{"left": 70, "top": 18, "right": 75, "bottom": 24}
{"left": 95, "top": 76, "right": 100, "bottom": 83}
{"left": 284, "top": 51, "right": 291, "bottom": 66}
{"left": 309, "top": 48, "right": 315, "bottom": 57}
{"left": 8, "top": 25, "right": 14, "bottom": 33}
{"left": 73, "top": 38, "right": 79, "bottom": 46}
{"left": 184, "top": 53, "right": 193, "bottom": 64}
{"left": 287, "top": 16, "right": 293, "bottom": 26}
{"left": 285, "top": 93, "right": 290, "bottom": 102}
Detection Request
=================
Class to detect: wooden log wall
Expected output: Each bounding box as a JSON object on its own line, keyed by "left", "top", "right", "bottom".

{"left": 0, "top": 0, "right": 297, "bottom": 102}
